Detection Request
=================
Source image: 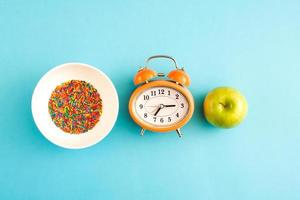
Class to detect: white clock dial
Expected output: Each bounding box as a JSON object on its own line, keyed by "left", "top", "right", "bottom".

{"left": 135, "top": 86, "right": 189, "bottom": 127}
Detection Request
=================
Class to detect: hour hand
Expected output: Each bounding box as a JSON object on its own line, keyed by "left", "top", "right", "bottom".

{"left": 154, "top": 107, "right": 162, "bottom": 116}
{"left": 154, "top": 104, "right": 164, "bottom": 116}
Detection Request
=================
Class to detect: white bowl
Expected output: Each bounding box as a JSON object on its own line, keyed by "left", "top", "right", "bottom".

{"left": 31, "top": 63, "right": 119, "bottom": 149}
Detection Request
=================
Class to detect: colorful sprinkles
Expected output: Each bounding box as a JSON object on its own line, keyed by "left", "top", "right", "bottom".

{"left": 48, "top": 80, "right": 102, "bottom": 134}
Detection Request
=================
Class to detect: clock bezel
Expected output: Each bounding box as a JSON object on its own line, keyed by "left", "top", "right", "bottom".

{"left": 129, "top": 80, "right": 194, "bottom": 132}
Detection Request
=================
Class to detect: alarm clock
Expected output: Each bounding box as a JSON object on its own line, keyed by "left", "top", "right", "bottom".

{"left": 128, "top": 55, "right": 194, "bottom": 137}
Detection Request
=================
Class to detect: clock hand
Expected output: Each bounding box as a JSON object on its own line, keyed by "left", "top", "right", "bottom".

{"left": 154, "top": 107, "right": 161, "bottom": 116}
{"left": 164, "top": 104, "right": 176, "bottom": 107}
{"left": 154, "top": 104, "right": 164, "bottom": 116}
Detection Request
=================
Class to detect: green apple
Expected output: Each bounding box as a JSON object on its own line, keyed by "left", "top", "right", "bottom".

{"left": 203, "top": 87, "right": 248, "bottom": 128}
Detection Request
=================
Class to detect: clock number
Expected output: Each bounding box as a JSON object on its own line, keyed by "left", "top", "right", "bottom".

{"left": 176, "top": 113, "right": 179, "bottom": 118}
{"left": 180, "top": 103, "right": 184, "bottom": 108}
{"left": 168, "top": 117, "right": 171, "bottom": 122}
{"left": 175, "top": 94, "right": 179, "bottom": 99}
{"left": 153, "top": 117, "right": 157, "bottom": 122}
{"left": 160, "top": 118, "right": 164, "bottom": 123}
{"left": 168, "top": 90, "right": 171, "bottom": 95}
{"left": 139, "top": 104, "right": 143, "bottom": 109}
{"left": 158, "top": 89, "right": 165, "bottom": 95}
{"left": 151, "top": 91, "right": 156, "bottom": 96}
{"left": 143, "top": 95, "right": 149, "bottom": 100}
{"left": 144, "top": 113, "right": 148, "bottom": 118}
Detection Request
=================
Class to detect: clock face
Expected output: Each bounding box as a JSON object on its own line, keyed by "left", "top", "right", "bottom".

{"left": 134, "top": 86, "right": 189, "bottom": 127}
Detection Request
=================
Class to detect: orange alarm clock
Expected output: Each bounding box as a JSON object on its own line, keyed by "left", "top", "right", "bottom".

{"left": 128, "top": 55, "right": 194, "bottom": 137}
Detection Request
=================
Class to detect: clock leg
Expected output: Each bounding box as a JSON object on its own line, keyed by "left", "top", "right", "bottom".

{"left": 140, "top": 128, "right": 145, "bottom": 136}
{"left": 176, "top": 129, "right": 182, "bottom": 138}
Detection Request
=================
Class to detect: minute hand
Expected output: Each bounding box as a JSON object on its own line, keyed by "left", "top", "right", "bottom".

{"left": 164, "top": 105, "right": 176, "bottom": 107}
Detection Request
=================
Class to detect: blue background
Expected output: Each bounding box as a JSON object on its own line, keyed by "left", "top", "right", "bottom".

{"left": 0, "top": 0, "right": 299, "bottom": 199}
